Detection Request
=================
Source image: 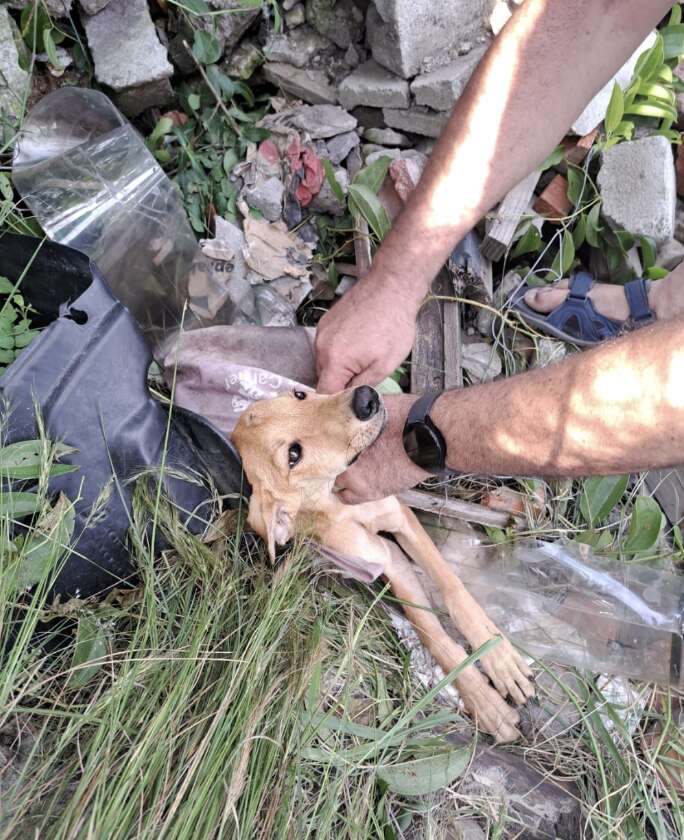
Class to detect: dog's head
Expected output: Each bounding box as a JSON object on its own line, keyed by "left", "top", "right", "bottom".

{"left": 231, "top": 386, "right": 385, "bottom": 560}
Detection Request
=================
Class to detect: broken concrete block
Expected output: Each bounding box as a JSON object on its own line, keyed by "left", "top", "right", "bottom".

{"left": 367, "top": 0, "right": 487, "bottom": 79}
{"left": 488, "top": 0, "right": 512, "bottom": 35}
{"left": 305, "top": 0, "right": 364, "bottom": 49}
{"left": 676, "top": 200, "right": 684, "bottom": 244}
{"left": 196, "top": 0, "right": 260, "bottom": 57}
{"left": 264, "top": 25, "right": 329, "bottom": 68}
{"left": 411, "top": 44, "right": 488, "bottom": 111}
{"left": 338, "top": 59, "right": 410, "bottom": 110}
{"left": 363, "top": 127, "right": 410, "bottom": 147}
{"left": 82, "top": 0, "right": 173, "bottom": 117}
{"left": 290, "top": 104, "right": 357, "bottom": 138}
{"left": 0, "top": 7, "right": 29, "bottom": 123}
{"left": 389, "top": 154, "right": 428, "bottom": 201}
{"left": 383, "top": 106, "right": 449, "bottom": 138}
{"left": 572, "top": 32, "right": 656, "bottom": 135}
{"left": 263, "top": 62, "right": 338, "bottom": 105}
{"left": 657, "top": 238, "right": 684, "bottom": 271}
{"left": 597, "top": 135, "right": 676, "bottom": 246}
{"left": 242, "top": 177, "right": 284, "bottom": 222}
{"left": 311, "top": 167, "right": 348, "bottom": 215}
{"left": 79, "top": 0, "right": 112, "bottom": 12}
{"left": 9, "top": 0, "right": 73, "bottom": 13}
{"left": 284, "top": 3, "right": 306, "bottom": 27}
{"left": 326, "top": 130, "right": 360, "bottom": 165}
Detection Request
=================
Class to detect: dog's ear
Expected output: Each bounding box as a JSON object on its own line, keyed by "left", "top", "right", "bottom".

{"left": 247, "top": 485, "right": 295, "bottom": 563}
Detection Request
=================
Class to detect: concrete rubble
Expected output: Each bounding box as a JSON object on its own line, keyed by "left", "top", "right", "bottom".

{"left": 0, "top": 7, "right": 29, "bottom": 122}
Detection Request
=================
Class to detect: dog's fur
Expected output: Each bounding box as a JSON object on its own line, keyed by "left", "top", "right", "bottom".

{"left": 232, "top": 388, "right": 534, "bottom": 741}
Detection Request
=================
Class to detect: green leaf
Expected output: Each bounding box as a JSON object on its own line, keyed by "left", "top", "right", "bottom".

{"left": 0, "top": 276, "right": 14, "bottom": 295}
{"left": 0, "top": 491, "right": 44, "bottom": 519}
{"left": 623, "top": 496, "right": 663, "bottom": 554}
{"left": 353, "top": 156, "right": 392, "bottom": 194}
{"left": 148, "top": 116, "right": 174, "bottom": 147}
{"left": 540, "top": 145, "right": 564, "bottom": 171}
{"left": 670, "top": 4, "right": 682, "bottom": 26}
{"left": 377, "top": 376, "right": 402, "bottom": 395}
{"left": 322, "top": 159, "right": 345, "bottom": 203}
{"left": 572, "top": 213, "right": 587, "bottom": 249}
{"left": 0, "top": 440, "right": 76, "bottom": 480}
{"left": 377, "top": 747, "right": 471, "bottom": 797}
{"left": 193, "top": 30, "right": 222, "bottom": 65}
{"left": 68, "top": 614, "right": 109, "bottom": 689}
{"left": 662, "top": 24, "right": 684, "bottom": 61}
{"left": 550, "top": 229, "right": 575, "bottom": 278}
{"left": 656, "top": 64, "right": 674, "bottom": 84}
{"left": 625, "top": 101, "right": 678, "bottom": 121}
{"left": 348, "top": 184, "right": 391, "bottom": 242}
{"left": 223, "top": 148, "right": 239, "bottom": 176}
{"left": 511, "top": 224, "right": 542, "bottom": 259}
{"left": 674, "top": 524, "right": 683, "bottom": 551}
{"left": 574, "top": 529, "right": 613, "bottom": 551}
{"left": 644, "top": 266, "right": 670, "bottom": 280}
{"left": 639, "top": 235, "right": 657, "bottom": 271}
{"left": 187, "top": 93, "right": 201, "bottom": 111}
{"left": 580, "top": 475, "right": 628, "bottom": 526}
{"left": 614, "top": 230, "right": 635, "bottom": 252}
{"left": 169, "top": 0, "right": 211, "bottom": 14}
{"left": 42, "top": 27, "right": 62, "bottom": 69}
{"left": 605, "top": 82, "right": 624, "bottom": 135}
{"left": 634, "top": 34, "right": 664, "bottom": 82}
{"left": 12, "top": 494, "right": 75, "bottom": 591}
{"left": 566, "top": 166, "right": 585, "bottom": 208}
{"left": 636, "top": 81, "right": 675, "bottom": 104}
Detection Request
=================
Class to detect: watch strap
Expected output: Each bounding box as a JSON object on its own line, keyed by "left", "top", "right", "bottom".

{"left": 404, "top": 390, "right": 456, "bottom": 476}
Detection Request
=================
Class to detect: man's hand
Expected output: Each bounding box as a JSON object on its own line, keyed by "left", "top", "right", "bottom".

{"left": 315, "top": 275, "right": 419, "bottom": 394}
{"left": 335, "top": 394, "right": 430, "bottom": 503}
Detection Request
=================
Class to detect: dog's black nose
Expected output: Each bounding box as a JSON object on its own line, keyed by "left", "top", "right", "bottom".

{"left": 352, "top": 386, "right": 380, "bottom": 421}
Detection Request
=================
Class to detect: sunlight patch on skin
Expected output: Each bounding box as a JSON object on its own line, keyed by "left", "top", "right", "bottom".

{"left": 666, "top": 349, "right": 684, "bottom": 410}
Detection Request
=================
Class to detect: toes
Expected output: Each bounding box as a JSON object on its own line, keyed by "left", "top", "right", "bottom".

{"left": 523, "top": 286, "right": 569, "bottom": 314}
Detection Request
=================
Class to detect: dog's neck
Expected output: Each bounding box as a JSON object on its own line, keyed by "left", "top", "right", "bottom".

{"left": 293, "top": 476, "right": 351, "bottom": 532}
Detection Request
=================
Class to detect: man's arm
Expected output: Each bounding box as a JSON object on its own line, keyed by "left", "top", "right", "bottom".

{"left": 336, "top": 316, "right": 684, "bottom": 503}
{"left": 316, "top": 0, "right": 674, "bottom": 393}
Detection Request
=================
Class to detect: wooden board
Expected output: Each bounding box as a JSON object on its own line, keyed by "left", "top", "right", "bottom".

{"left": 480, "top": 168, "right": 540, "bottom": 261}
{"left": 410, "top": 270, "right": 449, "bottom": 393}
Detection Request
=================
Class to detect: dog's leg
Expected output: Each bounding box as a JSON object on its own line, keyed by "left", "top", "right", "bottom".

{"left": 370, "top": 500, "right": 534, "bottom": 706}
{"left": 383, "top": 542, "right": 520, "bottom": 743}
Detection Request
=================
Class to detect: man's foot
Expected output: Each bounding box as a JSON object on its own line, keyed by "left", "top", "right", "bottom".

{"left": 523, "top": 277, "right": 665, "bottom": 322}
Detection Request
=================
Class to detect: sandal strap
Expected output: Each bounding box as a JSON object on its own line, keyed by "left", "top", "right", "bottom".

{"left": 568, "top": 271, "right": 593, "bottom": 300}
{"left": 623, "top": 278, "right": 652, "bottom": 322}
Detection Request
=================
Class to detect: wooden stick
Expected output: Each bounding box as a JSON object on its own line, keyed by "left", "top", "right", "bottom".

{"left": 399, "top": 488, "right": 514, "bottom": 529}
{"left": 481, "top": 169, "right": 540, "bottom": 261}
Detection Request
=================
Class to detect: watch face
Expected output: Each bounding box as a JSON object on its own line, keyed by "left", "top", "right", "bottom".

{"left": 403, "top": 422, "right": 445, "bottom": 472}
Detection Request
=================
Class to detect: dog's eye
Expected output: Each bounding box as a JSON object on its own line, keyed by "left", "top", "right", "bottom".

{"left": 293, "top": 390, "right": 306, "bottom": 401}
{"left": 288, "top": 443, "right": 302, "bottom": 467}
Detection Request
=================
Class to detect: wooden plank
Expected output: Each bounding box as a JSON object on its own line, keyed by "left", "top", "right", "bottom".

{"left": 398, "top": 488, "right": 513, "bottom": 529}
{"left": 410, "top": 270, "right": 448, "bottom": 393}
{"left": 443, "top": 297, "right": 463, "bottom": 390}
{"left": 480, "top": 168, "right": 540, "bottom": 261}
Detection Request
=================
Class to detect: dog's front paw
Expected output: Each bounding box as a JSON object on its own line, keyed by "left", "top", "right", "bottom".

{"left": 479, "top": 636, "right": 535, "bottom": 706}
{"left": 457, "top": 668, "right": 521, "bottom": 743}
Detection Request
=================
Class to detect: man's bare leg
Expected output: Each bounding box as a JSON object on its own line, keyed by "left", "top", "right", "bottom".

{"left": 524, "top": 260, "right": 684, "bottom": 323}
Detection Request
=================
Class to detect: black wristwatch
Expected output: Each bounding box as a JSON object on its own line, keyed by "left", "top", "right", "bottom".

{"left": 402, "top": 391, "right": 453, "bottom": 475}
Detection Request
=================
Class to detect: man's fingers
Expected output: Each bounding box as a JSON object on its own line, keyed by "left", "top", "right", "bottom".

{"left": 317, "top": 366, "right": 352, "bottom": 395}
{"left": 348, "top": 365, "right": 385, "bottom": 390}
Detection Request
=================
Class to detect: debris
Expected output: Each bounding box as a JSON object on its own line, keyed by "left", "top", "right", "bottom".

{"left": 572, "top": 31, "right": 656, "bottom": 135}
{"left": 264, "top": 26, "right": 330, "bottom": 68}
{"left": 287, "top": 134, "right": 325, "bottom": 205}
{"left": 326, "top": 130, "right": 361, "bottom": 164}
{"left": 243, "top": 216, "right": 313, "bottom": 281}
{"left": 242, "top": 177, "right": 284, "bottom": 222}
{"left": 270, "top": 275, "right": 313, "bottom": 309}
{"left": 398, "top": 488, "right": 512, "bottom": 529}
{"left": 338, "top": 59, "right": 410, "bottom": 110}
{"left": 81, "top": 0, "right": 173, "bottom": 117}
{"left": 365, "top": 147, "right": 403, "bottom": 164}
{"left": 597, "top": 135, "right": 676, "bottom": 246}
{"left": 481, "top": 169, "right": 540, "bottom": 261}
{"left": 305, "top": 0, "right": 364, "bottom": 49}
{"left": 226, "top": 39, "right": 263, "bottom": 79}
{"left": 449, "top": 228, "right": 493, "bottom": 301}
{"left": 0, "top": 7, "right": 29, "bottom": 122}
{"left": 656, "top": 238, "right": 684, "bottom": 271}
{"left": 461, "top": 342, "right": 502, "bottom": 383}
{"left": 533, "top": 174, "right": 572, "bottom": 221}
{"left": 263, "top": 62, "right": 338, "bottom": 105}
{"left": 8, "top": 0, "right": 72, "bottom": 12}
{"left": 532, "top": 337, "right": 568, "bottom": 369}
{"left": 476, "top": 270, "right": 521, "bottom": 336}
{"left": 562, "top": 128, "right": 599, "bottom": 166}
{"left": 284, "top": 3, "right": 306, "bottom": 28}
{"left": 383, "top": 106, "right": 449, "bottom": 138}
{"left": 195, "top": 0, "right": 261, "bottom": 58}
{"left": 411, "top": 270, "right": 450, "bottom": 392}
{"left": 255, "top": 285, "right": 298, "bottom": 326}
{"left": 79, "top": 0, "right": 112, "bottom": 11}
{"left": 411, "top": 45, "right": 488, "bottom": 111}
{"left": 363, "top": 127, "right": 411, "bottom": 147}
{"left": 335, "top": 275, "right": 357, "bottom": 296}
{"left": 488, "top": 0, "right": 512, "bottom": 35}
{"left": 366, "top": 0, "right": 487, "bottom": 79}
{"left": 389, "top": 155, "right": 428, "bottom": 202}
{"left": 289, "top": 103, "right": 358, "bottom": 139}
{"left": 310, "top": 167, "right": 348, "bottom": 216}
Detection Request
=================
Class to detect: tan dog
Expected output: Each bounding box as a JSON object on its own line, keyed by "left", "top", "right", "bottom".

{"left": 232, "top": 386, "right": 534, "bottom": 741}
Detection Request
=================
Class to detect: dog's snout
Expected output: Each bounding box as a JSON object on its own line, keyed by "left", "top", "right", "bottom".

{"left": 352, "top": 386, "right": 380, "bottom": 421}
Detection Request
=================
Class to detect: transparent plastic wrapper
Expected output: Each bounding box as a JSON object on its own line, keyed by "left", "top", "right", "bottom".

{"left": 12, "top": 87, "right": 258, "bottom": 353}
{"left": 431, "top": 530, "right": 684, "bottom": 685}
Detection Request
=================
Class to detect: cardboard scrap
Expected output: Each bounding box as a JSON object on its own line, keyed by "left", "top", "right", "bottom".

{"left": 243, "top": 216, "right": 313, "bottom": 281}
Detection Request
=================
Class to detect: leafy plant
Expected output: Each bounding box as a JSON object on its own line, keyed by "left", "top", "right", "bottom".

{"left": 0, "top": 274, "right": 41, "bottom": 373}
{"left": 19, "top": 1, "right": 69, "bottom": 70}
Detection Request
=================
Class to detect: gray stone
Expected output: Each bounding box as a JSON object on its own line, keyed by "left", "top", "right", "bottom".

{"left": 344, "top": 43, "right": 361, "bottom": 69}
{"left": 311, "top": 167, "right": 348, "bottom": 216}
{"left": 338, "top": 59, "right": 409, "bottom": 110}
{"left": 326, "top": 130, "right": 360, "bottom": 164}
{"left": 283, "top": 0, "right": 300, "bottom": 9}
{"left": 383, "top": 106, "right": 449, "bottom": 138}
{"left": 226, "top": 39, "right": 263, "bottom": 79}
{"left": 8, "top": 0, "right": 72, "bottom": 12}
{"left": 242, "top": 177, "right": 284, "bottom": 222}
{"left": 365, "top": 147, "right": 403, "bottom": 164}
{"left": 335, "top": 275, "right": 357, "bottom": 295}
{"left": 305, "top": 0, "right": 364, "bottom": 49}
{"left": 597, "top": 135, "right": 676, "bottom": 246}
{"left": 264, "top": 25, "right": 329, "bottom": 68}
{"left": 290, "top": 104, "right": 357, "bottom": 138}
{"left": 82, "top": 0, "right": 173, "bottom": 116}
{"left": 411, "top": 44, "right": 487, "bottom": 111}
{"left": 196, "top": 0, "right": 260, "bottom": 56}
{"left": 656, "top": 238, "right": 684, "bottom": 271}
{"left": 350, "top": 105, "right": 386, "bottom": 130}
{"left": 284, "top": 3, "right": 306, "bottom": 27}
{"left": 79, "top": 0, "right": 112, "bottom": 12}
{"left": 0, "top": 7, "right": 29, "bottom": 123}
{"left": 263, "top": 62, "right": 338, "bottom": 105}
{"left": 488, "top": 0, "right": 512, "bottom": 35}
{"left": 676, "top": 200, "right": 684, "bottom": 244}
{"left": 367, "top": 0, "right": 487, "bottom": 79}
{"left": 363, "top": 127, "right": 411, "bottom": 147}
{"left": 572, "top": 32, "right": 656, "bottom": 135}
